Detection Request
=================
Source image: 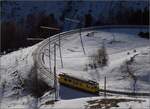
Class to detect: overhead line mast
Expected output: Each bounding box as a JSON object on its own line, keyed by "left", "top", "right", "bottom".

{"left": 40, "top": 26, "right": 64, "bottom": 69}
{"left": 65, "top": 18, "right": 86, "bottom": 55}
{"left": 54, "top": 43, "right": 58, "bottom": 100}
{"left": 40, "top": 26, "right": 62, "bottom": 101}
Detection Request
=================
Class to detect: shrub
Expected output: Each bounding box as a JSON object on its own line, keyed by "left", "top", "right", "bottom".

{"left": 89, "top": 44, "right": 108, "bottom": 68}
{"left": 138, "top": 32, "right": 149, "bottom": 39}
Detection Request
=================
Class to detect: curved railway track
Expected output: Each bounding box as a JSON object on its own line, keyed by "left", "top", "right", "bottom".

{"left": 99, "top": 89, "right": 150, "bottom": 97}
{"left": 33, "top": 25, "right": 150, "bottom": 97}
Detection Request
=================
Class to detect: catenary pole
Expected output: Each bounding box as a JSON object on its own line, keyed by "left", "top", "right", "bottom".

{"left": 59, "top": 33, "right": 63, "bottom": 68}
{"left": 49, "top": 32, "right": 52, "bottom": 73}
{"left": 54, "top": 43, "right": 58, "bottom": 100}
{"left": 65, "top": 18, "right": 86, "bottom": 55}
{"left": 40, "top": 26, "right": 63, "bottom": 70}
{"left": 79, "top": 23, "right": 86, "bottom": 55}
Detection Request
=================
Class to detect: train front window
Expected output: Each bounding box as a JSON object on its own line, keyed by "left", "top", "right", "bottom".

{"left": 68, "top": 79, "right": 71, "bottom": 82}
{"left": 64, "top": 78, "right": 67, "bottom": 81}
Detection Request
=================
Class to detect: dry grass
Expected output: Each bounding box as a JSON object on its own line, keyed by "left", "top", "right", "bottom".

{"left": 86, "top": 98, "right": 145, "bottom": 109}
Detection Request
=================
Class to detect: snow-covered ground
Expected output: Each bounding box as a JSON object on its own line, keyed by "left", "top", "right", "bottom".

{"left": 0, "top": 45, "right": 44, "bottom": 109}
{"left": 42, "top": 27, "right": 150, "bottom": 109}
{"left": 43, "top": 28, "right": 150, "bottom": 93}
{"left": 0, "top": 27, "right": 150, "bottom": 109}
{"left": 40, "top": 96, "right": 150, "bottom": 109}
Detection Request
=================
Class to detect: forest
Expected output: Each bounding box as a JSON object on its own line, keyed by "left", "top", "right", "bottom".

{"left": 1, "top": 1, "right": 149, "bottom": 53}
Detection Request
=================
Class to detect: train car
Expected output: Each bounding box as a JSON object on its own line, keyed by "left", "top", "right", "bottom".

{"left": 58, "top": 73, "right": 99, "bottom": 94}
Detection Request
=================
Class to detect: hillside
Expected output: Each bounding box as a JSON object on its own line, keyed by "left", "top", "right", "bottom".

{"left": 0, "top": 27, "right": 150, "bottom": 109}
{"left": 1, "top": 1, "right": 149, "bottom": 53}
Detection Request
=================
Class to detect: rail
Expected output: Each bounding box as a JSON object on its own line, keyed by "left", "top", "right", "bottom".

{"left": 99, "top": 89, "right": 150, "bottom": 96}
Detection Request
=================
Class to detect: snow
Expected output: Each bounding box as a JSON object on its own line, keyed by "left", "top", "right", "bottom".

{"left": 40, "top": 96, "right": 150, "bottom": 109}
{"left": 40, "top": 27, "right": 150, "bottom": 108}
{"left": 0, "top": 27, "right": 150, "bottom": 109}
{"left": 0, "top": 45, "right": 38, "bottom": 109}
{"left": 42, "top": 28, "right": 150, "bottom": 92}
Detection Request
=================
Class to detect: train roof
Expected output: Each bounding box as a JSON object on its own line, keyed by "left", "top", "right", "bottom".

{"left": 59, "top": 73, "right": 99, "bottom": 85}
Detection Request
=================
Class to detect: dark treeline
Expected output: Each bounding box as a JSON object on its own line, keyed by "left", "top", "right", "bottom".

{"left": 1, "top": 12, "right": 60, "bottom": 53}
{"left": 1, "top": 6, "right": 149, "bottom": 53}
{"left": 92, "top": 6, "right": 149, "bottom": 26}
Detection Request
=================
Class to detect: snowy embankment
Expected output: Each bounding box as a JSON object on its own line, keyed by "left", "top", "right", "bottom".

{"left": 0, "top": 27, "right": 150, "bottom": 109}
{"left": 53, "top": 28, "right": 150, "bottom": 92}
{"left": 40, "top": 96, "right": 150, "bottom": 109}
{"left": 0, "top": 45, "right": 38, "bottom": 109}
{"left": 42, "top": 28, "right": 150, "bottom": 93}
{"left": 41, "top": 27, "right": 150, "bottom": 108}
{"left": 0, "top": 45, "right": 36, "bottom": 91}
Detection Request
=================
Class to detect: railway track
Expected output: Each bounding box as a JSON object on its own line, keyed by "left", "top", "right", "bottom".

{"left": 99, "top": 89, "right": 150, "bottom": 97}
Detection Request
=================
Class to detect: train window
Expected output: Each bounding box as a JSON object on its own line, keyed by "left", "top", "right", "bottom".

{"left": 87, "top": 84, "right": 93, "bottom": 89}
{"left": 94, "top": 86, "right": 98, "bottom": 89}
{"left": 91, "top": 87, "right": 95, "bottom": 89}
{"left": 87, "top": 85, "right": 90, "bottom": 88}
{"left": 73, "top": 81, "right": 78, "bottom": 85}
{"left": 64, "top": 78, "right": 67, "bottom": 81}
{"left": 68, "top": 79, "right": 71, "bottom": 82}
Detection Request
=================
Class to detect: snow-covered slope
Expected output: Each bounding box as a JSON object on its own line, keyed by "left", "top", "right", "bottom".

{"left": 0, "top": 45, "right": 37, "bottom": 108}
{"left": 0, "top": 27, "right": 150, "bottom": 109}
{"left": 42, "top": 27, "right": 150, "bottom": 108}
{"left": 42, "top": 27, "right": 150, "bottom": 92}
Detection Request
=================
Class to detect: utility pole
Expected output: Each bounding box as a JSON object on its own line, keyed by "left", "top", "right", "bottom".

{"left": 104, "top": 76, "right": 107, "bottom": 109}
{"left": 40, "top": 26, "right": 63, "bottom": 101}
{"left": 54, "top": 43, "right": 58, "bottom": 101}
{"left": 104, "top": 76, "right": 106, "bottom": 98}
{"left": 59, "top": 33, "right": 63, "bottom": 68}
{"left": 40, "top": 26, "right": 63, "bottom": 69}
{"left": 48, "top": 33, "right": 52, "bottom": 73}
{"left": 65, "top": 18, "right": 86, "bottom": 55}
{"left": 79, "top": 23, "right": 86, "bottom": 55}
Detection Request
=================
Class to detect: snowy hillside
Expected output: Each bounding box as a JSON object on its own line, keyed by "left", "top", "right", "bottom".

{"left": 1, "top": 1, "right": 149, "bottom": 54}
{"left": 0, "top": 45, "right": 37, "bottom": 108}
{"left": 43, "top": 27, "right": 150, "bottom": 92}
{"left": 0, "top": 27, "right": 150, "bottom": 109}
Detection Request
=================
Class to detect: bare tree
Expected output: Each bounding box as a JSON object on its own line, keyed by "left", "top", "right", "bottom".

{"left": 89, "top": 42, "right": 108, "bottom": 69}
{"left": 98, "top": 40, "right": 108, "bottom": 67}
{"left": 120, "top": 59, "right": 138, "bottom": 93}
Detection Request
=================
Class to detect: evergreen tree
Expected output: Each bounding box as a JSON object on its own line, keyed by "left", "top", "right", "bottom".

{"left": 1, "top": 21, "right": 17, "bottom": 52}
{"left": 97, "top": 42, "right": 108, "bottom": 66}
{"left": 143, "top": 6, "right": 149, "bottom": 25}
{"left": 84, "top": 10, "right": 93, "bottom": 27}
